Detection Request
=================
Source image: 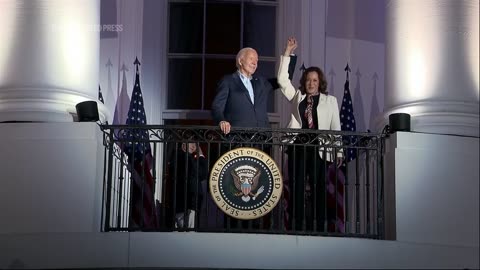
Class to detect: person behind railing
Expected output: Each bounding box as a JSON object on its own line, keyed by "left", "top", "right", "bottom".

{"left": 277, "top": 37, "right": 343, "bottom": 232}
{"left": 172, "top": 142, "right": 207, "bottom": 229}
{"left": 211, "top": 46, "right": 296, "bottom": 230}
{"left": 211, "top": 47, "right": 296, "bottom": 137}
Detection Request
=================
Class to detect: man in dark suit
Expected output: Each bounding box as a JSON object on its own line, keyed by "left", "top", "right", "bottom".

{"left": 210, "top": 47, "right": 296, "bottom": 230}
{"left": 211, "top": 47, "right": 296, "bottom": 134}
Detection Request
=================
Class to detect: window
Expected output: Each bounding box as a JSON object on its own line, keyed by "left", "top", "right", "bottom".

{"left": 167, "top": 0, "right": 278, "bottom": 121}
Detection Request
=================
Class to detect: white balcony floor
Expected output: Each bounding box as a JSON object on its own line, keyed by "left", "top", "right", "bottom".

{"left": 1, "top": 231, "right": 478, "bottom": 269}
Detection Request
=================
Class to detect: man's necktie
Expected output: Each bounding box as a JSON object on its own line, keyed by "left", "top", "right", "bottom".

{"left": 247, "top": 79, "right": 254, "bottom": 104}
{"left": 304, "top": 95, "right": 314, "bottom": 129}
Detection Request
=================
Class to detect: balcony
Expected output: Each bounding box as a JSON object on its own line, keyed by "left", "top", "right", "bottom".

{"left": 101, "top": 125, "right": 385, "bottom": 240}
{"left": 0, "top": 122, "right": 478, "bottom": 269}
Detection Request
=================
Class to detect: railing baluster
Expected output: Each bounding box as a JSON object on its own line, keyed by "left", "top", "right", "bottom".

{"left": 378, "top": 138, "right": 386, "bottom": 239}
{"left": 117, "top": 159, "right": 124, "bottom": 229}
{"left": 99, "top": 125, "right": 385, "bottom": 238}
{"left": 355, "top": 147, "right": 361, "bottom": 234}
{"left": 344, "top": 145, "right": 350, "bottom": 234}
{"left": 366, "top": 149, "right": 371, "bottom": 235}
{"left": 104, "top": 128, "right": 115, "bottom": 232}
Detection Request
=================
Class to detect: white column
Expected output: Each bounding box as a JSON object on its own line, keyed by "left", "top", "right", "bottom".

{"left": 385, "top": 0, "right": 479, "bottom": 137}
{"left": 0, "top": 0, "right": 107, "bottom": 122}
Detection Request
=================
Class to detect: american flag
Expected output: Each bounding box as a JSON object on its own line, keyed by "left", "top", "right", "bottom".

{"left": 124, "top": 58, "right": 157, "bottom": 229}
{"left": 325, "top": 67, "right": 356, "bottom": 233}
{"left": 340, "top": 74, "right": 357, "bottom": 162}
{"left": 98, "top": 85, "right": 104, "bottom": 104}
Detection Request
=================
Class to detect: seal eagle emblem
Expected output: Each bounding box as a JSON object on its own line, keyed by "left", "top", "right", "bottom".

{"left": 209, "top": 147, "right": 283, "bottom": 220}
{"left": 231, "top": 165, "right": 265, "bottom": 202}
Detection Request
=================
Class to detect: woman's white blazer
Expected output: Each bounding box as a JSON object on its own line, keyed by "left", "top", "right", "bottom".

{"left": 277, "top": 55, "right": 343, "bottom": 162}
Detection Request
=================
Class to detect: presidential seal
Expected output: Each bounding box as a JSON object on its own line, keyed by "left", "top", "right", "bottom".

{"left": 209, "top": 147, "right": 283, "bottom": 220}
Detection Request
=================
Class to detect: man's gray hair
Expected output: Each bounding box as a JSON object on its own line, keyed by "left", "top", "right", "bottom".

{"left": 236, "top": 47, "right": 255, "bottom": 69}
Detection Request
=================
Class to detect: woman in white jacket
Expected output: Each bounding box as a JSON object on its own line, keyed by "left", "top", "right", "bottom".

{"left": 277, "top": 37, "right": 343, "bottom": 232}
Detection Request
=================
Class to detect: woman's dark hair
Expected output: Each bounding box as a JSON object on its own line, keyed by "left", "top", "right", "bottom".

{"left": 299, "top": 66, "right": 328, "bottom": 95}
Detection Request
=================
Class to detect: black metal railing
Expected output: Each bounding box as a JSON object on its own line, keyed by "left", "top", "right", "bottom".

{"left": 100, "top": 125, "right": 386, "bottom": 239}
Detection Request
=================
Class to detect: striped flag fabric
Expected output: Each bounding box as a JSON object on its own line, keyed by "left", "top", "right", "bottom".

{"left": 327, "top": 164, "right": 345, "bottom": 233}
{"left": 282, "top": 152, "right": 291, "bottom": 230}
